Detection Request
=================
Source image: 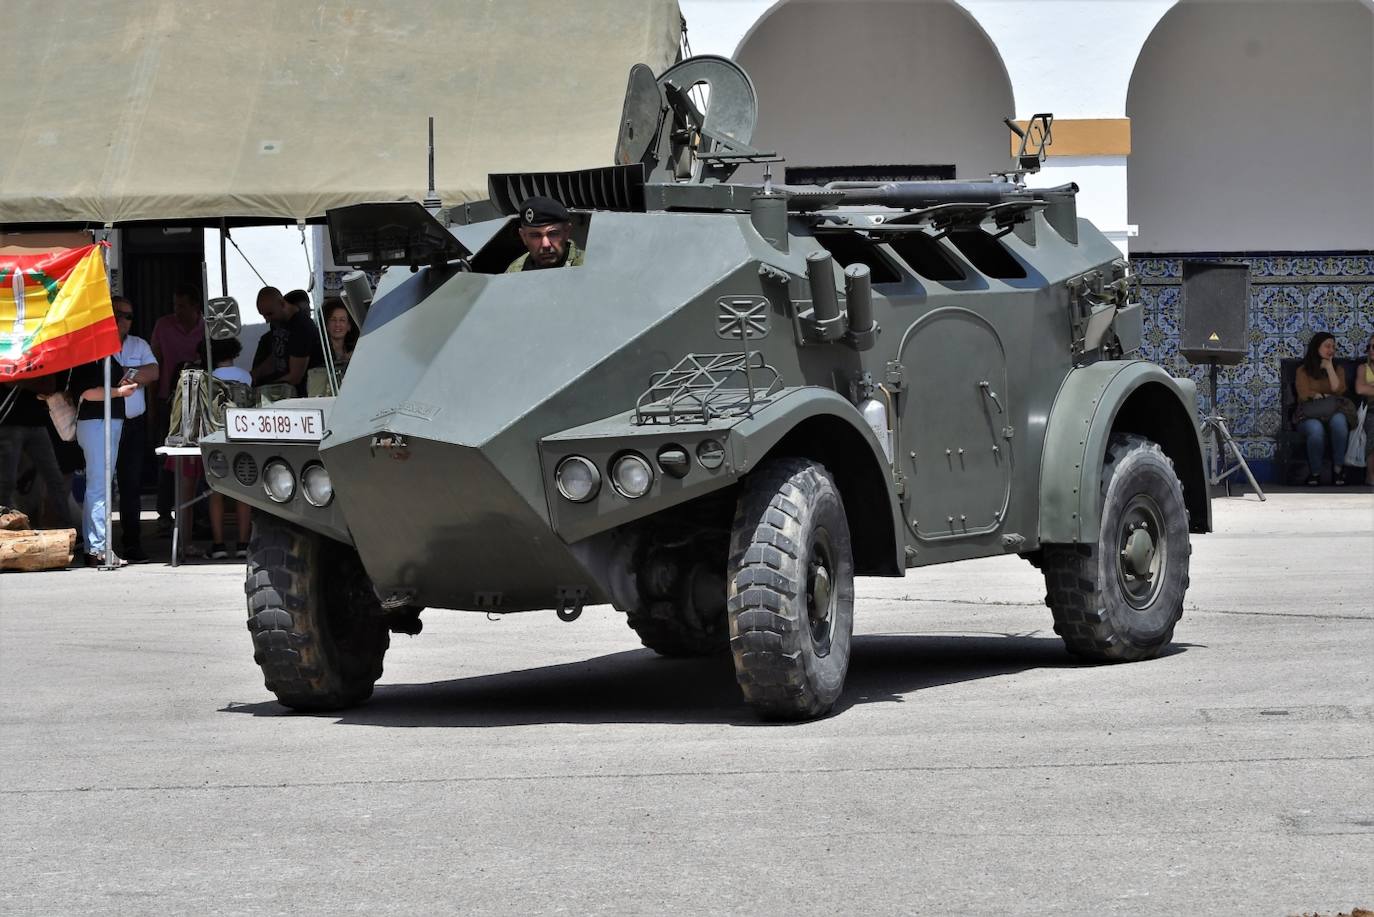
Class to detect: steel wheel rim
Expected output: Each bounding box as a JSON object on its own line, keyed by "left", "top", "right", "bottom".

{"left": 807, "top": 528, "right": 836, "bottom": 656}
{"left": 1116, "top": 493, "right": 1166, "bottom": 610}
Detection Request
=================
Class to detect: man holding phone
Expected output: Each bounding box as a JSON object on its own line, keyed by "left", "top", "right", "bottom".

{"left": 68, "top": 296, "right": 159, "bottom": 564}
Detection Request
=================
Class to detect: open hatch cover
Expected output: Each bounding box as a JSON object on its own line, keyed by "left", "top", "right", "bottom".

{"left": 326, "top": 202, "right": 471, "bottom": 271}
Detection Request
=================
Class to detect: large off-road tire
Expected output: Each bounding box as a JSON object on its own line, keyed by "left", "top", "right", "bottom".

{"left": 1042, "top": 433, "right": 1190, "bottom": 662}
{"left": 727, "top": 458, "right": 854, "bottom": 720}
{"left": 245, "top": 514, "right": 390, "bottom": 711}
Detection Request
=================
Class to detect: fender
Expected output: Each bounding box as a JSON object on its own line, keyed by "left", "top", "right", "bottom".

{"left": 731, "top": 387, "right": 905, "bottom": 575}
{"left": 543, "top": 387, "right": 904, "bottom": 572}
{"left": 1039, "top": 361, "right": 1209, "bottom": 545}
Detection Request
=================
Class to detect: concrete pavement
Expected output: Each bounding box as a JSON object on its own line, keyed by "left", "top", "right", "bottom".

{"left": 1, "top": 491, "right": 1371, "bottom": 915}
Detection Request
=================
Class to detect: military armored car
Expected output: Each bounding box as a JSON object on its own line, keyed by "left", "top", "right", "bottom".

{"left": 202, "top": 57, "right": 1210, "bottom": 720}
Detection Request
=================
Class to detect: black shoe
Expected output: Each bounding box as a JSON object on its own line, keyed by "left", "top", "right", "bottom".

{"left": 235, "top": 542, "right": 249, "bottom": 558}
{"left": 209, "top": 542, "right": 229, "bottom": 559}
{"left": 1334, "top": 470, "right": 1346, "bottom": 486}
{"left": 122, "top": 546, "right": 150, "bottom": 563}
{"left": 85, "top": 553, "right": 127, "bottom": 568}
{"left": 1305, "top": 474, "right": 1320, "bottom": 487}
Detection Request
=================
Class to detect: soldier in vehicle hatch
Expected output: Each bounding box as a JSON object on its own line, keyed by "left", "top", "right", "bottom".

{"left": 505, "top": 196, "right": 584, "bottom": 272}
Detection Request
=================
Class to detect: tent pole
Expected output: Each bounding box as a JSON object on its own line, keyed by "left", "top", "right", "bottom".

{"left": 219, "top": 219, "right": 229, "bottom": 298}
{"left": 101, "top": 355, "right": 114, "bottom": 570}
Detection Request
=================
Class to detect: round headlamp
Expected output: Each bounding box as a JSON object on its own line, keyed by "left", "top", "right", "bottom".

{"left": 263, "top": 459, "right": 296, "bottom": 503}
{"left": 206, "top": 449, "right": 228, "bottom": 479}
{"left": 556, "top": 456, "right": 600, "bottom": 503}
{"left": 301, "top": 463, "right": 334, "bottom": 507}
{"left": 611, "top": 453, "right": 654, "bottom": 499}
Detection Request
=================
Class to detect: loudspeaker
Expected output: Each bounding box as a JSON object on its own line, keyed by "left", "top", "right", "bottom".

{"left": 1179, "top": 261, "right": 1249, "bottom": 365}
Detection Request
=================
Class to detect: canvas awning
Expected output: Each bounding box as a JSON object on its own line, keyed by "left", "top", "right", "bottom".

{"left": 0, "top": 0, "right": 681, "bottom": 227}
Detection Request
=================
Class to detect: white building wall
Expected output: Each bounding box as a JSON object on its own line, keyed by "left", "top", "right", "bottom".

{"left": 1126, "top": 0, "right": 1374, "bottom": 253}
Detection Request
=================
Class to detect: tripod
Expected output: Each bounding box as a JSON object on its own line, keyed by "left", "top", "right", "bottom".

{"left": 1201, "top": 360, "right": 1265, "bottom": 500}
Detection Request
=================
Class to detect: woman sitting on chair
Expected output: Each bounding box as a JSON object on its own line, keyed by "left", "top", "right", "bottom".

{"left": 1356, "top": 333, "right": 1374, "bottom": 487}
{"left": 1294, "top": 331, "right": 1349, "bottom": 486}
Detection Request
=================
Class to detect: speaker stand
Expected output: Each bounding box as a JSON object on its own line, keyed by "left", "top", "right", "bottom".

{"left": 1201, "top": 361, "right": 1265, "bottom": 500}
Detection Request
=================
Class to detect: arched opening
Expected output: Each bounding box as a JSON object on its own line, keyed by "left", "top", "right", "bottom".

{"left": 735, "top": 0, "right": 1015, "bottom": 183}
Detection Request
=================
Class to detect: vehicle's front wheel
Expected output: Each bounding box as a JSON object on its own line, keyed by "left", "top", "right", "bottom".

{"left": 727, "top": 458, "right": 854, "bottom": 720}
{"left": 1042, "top": 433, "right": 1190, "bottom": 661}
{"left": 245, "top": 514, "right": 390, "bottom": 710}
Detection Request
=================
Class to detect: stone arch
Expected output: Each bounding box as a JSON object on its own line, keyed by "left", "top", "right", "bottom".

{"left": 1127, "top": 0, "right": 1374, "bottom": 253}
{"left": 734, "top": 0, "right": 1016, "bottom": 182}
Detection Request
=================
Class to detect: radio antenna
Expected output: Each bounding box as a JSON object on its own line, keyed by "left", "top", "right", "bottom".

{"left": 423, "top": 116, "right": 442, "bottom": 214}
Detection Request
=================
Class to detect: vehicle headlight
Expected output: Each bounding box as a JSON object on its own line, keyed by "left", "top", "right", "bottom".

{"left": 263, "top": 459, "right": 296, "bottom": 503}
{"left": 611, "top": 453, "right": 653, "bottom": 499}
{"left": 301, "top": 463, "right": 333, "bottom": 507}
{"left": 556, "top": 456, "right": 600, "bottom": 503}
{"left": 206, "top": 450, "right": 228, "bottom": 478}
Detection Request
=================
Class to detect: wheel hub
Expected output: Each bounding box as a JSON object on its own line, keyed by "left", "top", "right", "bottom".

{"left": 1116, "top": 497, "right": 1167, "bottom": 610}
{"left": 806, "top": 532, "right": 836, "bottom": 655}
{"left": 809, "top": 561, "right": 832, "bottom": 626}
{"left": 1122, "top": 526, "right": 1156, "bottom": 577}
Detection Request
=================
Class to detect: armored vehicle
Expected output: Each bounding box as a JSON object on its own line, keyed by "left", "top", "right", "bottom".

{"left": 202, "top": 57, "right": 1209, "bottom": 720}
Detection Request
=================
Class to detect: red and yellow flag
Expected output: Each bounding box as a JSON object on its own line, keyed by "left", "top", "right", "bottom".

{"left": 0, "top": 244, "right": 121, "bottom": 382}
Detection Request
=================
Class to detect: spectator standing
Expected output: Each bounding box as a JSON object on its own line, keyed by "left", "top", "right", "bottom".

{"left": 250, "top": 286, "right": 323, "bottom": 396}
{"left": 68, "top": 358, "right": 141, "bottom": 567}
{"left": 0, "top": 377, "right": 75, "bottom": 529}
{"left": 323, "top": 298, "right": 358, "bottom": 381}
{"left": 150, "top": 285, "right": 204, "bottom": 533}
{"left": 110, "top": 296, "right": 159, "bottom": 562}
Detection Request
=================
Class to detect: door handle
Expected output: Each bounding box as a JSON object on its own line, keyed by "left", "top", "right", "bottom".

{"left": 979, "top": 380, "right": 1004, "bottom": 413}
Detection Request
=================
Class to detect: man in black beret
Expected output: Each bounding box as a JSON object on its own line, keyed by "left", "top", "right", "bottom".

{"left": 506, "top": 196, "right": 584, "bottom": 272}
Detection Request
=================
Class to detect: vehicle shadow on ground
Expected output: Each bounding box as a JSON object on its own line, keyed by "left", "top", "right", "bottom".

{"left": 222, "top": 633, "right": 1190, "bottom": 727}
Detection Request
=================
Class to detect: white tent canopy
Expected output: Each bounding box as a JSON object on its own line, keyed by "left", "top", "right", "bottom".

{"left": 0, "top": 0, "right": 681, "bottom": 226}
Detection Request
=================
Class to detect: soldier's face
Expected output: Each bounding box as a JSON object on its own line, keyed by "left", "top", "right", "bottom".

{"left": 518, "top": 222, "right": 571, "bottom": 266}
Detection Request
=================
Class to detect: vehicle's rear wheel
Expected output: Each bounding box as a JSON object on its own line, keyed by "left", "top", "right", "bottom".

{"left": 245, "top": 514, "right": 390, "bottom": 710}
{"left": 727, "top": 458, "right": 854, "bottom": 720}
{"left": 1042, "top": 433, "right": 1190, "bottom": 661}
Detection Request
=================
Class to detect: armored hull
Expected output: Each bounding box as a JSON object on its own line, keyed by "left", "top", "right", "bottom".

{"left": 203, "top": 54, "right": 1209, "bottom": 719}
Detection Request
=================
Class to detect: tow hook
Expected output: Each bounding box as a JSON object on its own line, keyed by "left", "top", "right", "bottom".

{"left": 555, "top": 586, "right": 589, "bottom": 622}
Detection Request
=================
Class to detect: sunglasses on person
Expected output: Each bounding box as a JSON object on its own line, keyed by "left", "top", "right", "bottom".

{"left": 114, "top": 310, "right": 134, "bottom": 320}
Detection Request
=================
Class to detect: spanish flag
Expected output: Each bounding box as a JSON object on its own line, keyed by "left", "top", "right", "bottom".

{"left": 0, "top": 244, "right": 121, "bottom": 382}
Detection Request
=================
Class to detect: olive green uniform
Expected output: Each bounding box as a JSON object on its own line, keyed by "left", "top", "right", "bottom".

{"left": 506, "top": 241, "right": 584, "bottom": 273}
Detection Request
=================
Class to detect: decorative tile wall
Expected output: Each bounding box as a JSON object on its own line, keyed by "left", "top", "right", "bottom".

{"left": 1132, "top": 252, "right": 1374, "bottom": 477}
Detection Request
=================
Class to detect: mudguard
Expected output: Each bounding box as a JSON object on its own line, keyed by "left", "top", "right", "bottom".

{"left": 543, "top": 387, "right": 904, "bottom": 573}
{"left": 729, "top": 387, "right": 905, "bottom": 574}
{"left": 1038, "top": 360, "right": 1209, "bottom": 545}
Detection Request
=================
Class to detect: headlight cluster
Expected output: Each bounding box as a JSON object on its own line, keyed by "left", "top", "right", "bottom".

{"left": 553, "top": 439, "right": 725, "bottom": 504}
{"left": 244, "top": 457, "right": 334, "bottom": 506}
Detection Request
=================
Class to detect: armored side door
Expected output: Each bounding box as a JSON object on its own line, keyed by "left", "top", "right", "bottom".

{"left": 898, "top": 307, "right": 1012, "bottom": 542}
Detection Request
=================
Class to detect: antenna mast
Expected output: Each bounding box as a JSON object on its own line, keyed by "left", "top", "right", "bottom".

{"left": 423, "top": 116, "right": 442, "bottom": 214}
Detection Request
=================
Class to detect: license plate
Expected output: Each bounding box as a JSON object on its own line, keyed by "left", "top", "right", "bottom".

{"left": 226, "top": 408, "right": 325, "bottom": 442}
